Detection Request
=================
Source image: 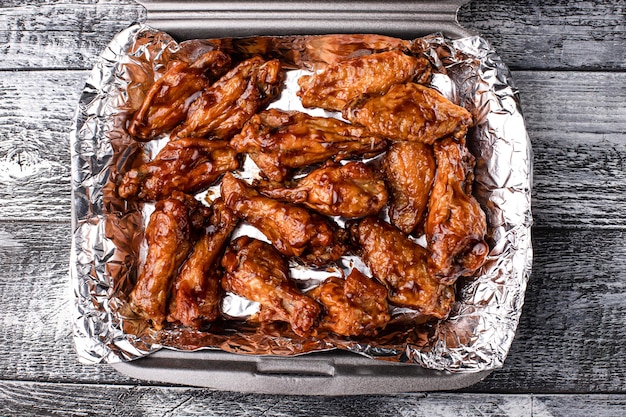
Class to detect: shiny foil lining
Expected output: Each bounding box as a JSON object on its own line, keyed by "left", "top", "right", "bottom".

{"left": 70, "top": 24, "right": 533, "bottom": 372}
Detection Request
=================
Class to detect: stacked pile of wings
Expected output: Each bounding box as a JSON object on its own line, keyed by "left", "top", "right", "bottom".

{"left": 118, "top": 35, "right": 489, "bottom": 340}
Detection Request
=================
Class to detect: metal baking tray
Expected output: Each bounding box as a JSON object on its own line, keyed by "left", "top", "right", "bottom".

{"left": 107, "top": 0, "right": 498, "bottom": 394}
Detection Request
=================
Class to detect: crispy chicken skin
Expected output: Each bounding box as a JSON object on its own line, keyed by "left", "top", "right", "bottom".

{"left": 230, "top": 109, "right": 388, "bottom": 182}
{"left": 426, "top": 137, "right": 488, "bottom": 283}
{"left": 257, "top": 161, "right": 388, "bottom": 219}
{"left": 297, "top": 50, "right": 431, "bottom": 112}
{"left": 221, "top": 236, "right": 321, "bottom": 336}
{"left": 128, "top": 51, "right": 232, "bottom": 141}
{"left": 173, "top": 57, "right": 283, "bottom": 139}
{"left": 343, "top": 83, "right": 473, "bottom": 144}
{"left": 167, "top": 199, "right": 238, "bottom": 327}
{"left": 382, "top": 142, "right": 436, "bottom": 235}
{"left": 118, "top": 138, "right": 240, "bottom": 201}
{"left": 309, "top": 269, "right": 390, "bottom": 337}
{"left": 129, "top": 192, "right": 205, "bottom": 329}
{"left": 354, "top": 216, "right": 454, "bottom": 319}
{"left": 221, "top": 173, "right": 346, "bottom": 265}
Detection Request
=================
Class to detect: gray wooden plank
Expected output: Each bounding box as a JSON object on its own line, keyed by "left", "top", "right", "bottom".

{"left": 1, "top": 70, "right": 624, "bottom": 227}
{"left": 1, "top": 221, "right": 625, "bottom": 392}
{"left": 0, "top": 381, "right": 625, "bottom": 416}
{"left": 0, "top": 0, "right": 625, "bottom": 71}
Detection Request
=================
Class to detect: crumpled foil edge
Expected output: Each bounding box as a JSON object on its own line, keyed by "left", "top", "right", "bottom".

{"left": 69, "top": 23, "right": 533, "bottom": 372}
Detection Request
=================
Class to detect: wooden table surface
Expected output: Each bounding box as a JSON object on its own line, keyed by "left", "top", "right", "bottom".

{"left": 1, "top": 0, "right": 625, "bottom": 415}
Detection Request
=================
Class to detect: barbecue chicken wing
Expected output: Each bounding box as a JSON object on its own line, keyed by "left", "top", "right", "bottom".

{"left": 426, "top": 137, "right": 488, "bottom": 283}
{"left": 167, "top": 199, "right": 238, "bottom": 327}
{"left": 230, "top": 109, "right": 388, "bottom": 182}
{"left": 382, "top": 142, "right": 436, "bottom": 235}
{"left": 129, "top": 192, "right": 205, "bottom": 329}
{"left": 309, "top": 269, "right": 390, "bottom": 337}
{"left": 297, "top": 50, "right": 431, "bottom": 112}
{"left": 257, "top": 161, "right": 388, "bottom": 219}
{"left": 221, "top": 173, "right": 346, "bottom": 265}
{"left": 118, "top": 138, "right": 240, "bottom": 201}
{"left": 173, "top": 57, "right": 283, "bottom": 139}
{"left": 221, "top": 236, "right": 321, "bottom": 336}
{"left": 128, "top": 51, "right": 232, "bottom": 141}
{"left": 353, "top": 216, "right": 454, "bottom": 319}
{"left": 343, "top": 83, "right": 473, "bottom": 144}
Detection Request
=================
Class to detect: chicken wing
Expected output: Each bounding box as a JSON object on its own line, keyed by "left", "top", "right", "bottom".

{"left": 129, "top": 192, "right": 205, "bottom": 329}
{"left": 308, "top": 269, "right": 390, "bottom": 337}
{"left": 257, "top": 161, "right": 388, "bottom": 219}
{"left": 128, "top": 50, "right": 232, "bottom": 141}
{"left": 173, "top": 57, "right": 283, "bottom": 139}
{"left": 221, "top": 236, "right": 321, "bottom": 336}
{"left": 382, "top": 142, "right": 435, "bottom": 235}
{"left": 118, "top": 138, "right": 240, "bottom": 201}
{"left": 221, "top": 173, "right": 346, "bottom": 265}
{"left": 343, "top": 83, "right": 473, "bottom": 144}
{"left": 167, "top": 199, "right": 238, "bottom": 327}
{"left": 426, "top": 137, "right": 488, "bottom": 283}
{"left": 230, "top": 109, "right": 388, "bottom": 182}
{"left": 353, "top": 216, "right": 454, "bottom": 319}
{"left": 297, "top": 50, "right": 431, "bottom": 112}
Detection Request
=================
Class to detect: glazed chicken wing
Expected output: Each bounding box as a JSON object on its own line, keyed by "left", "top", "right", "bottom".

{"left": 230, "top": 109, "right": 388, "bottom": 182}
{"left": 129, "top": 192, "right": 205, "bottom": 329}
{"left": 308, "top": 269, "right": 390, "bottom": 337}
{"left": 128, "top": 50, "right": 232, "bottom": 141}
{"left": 173, "top": 57, "right": 283, "bottom": 139}
{"left": 221, "top": 173, "right": 346, "bottom": 265}
{"left": 354, "top": 216, "right": 454, "bottom": 319}
{"left": 167, "top": 199, "right": 238, "bottom": 327}
{"left": 343, "top": 83, "right": 473, "bottom": 144}
{"left": 118, "top": 138, "right": 240, "bottom": 201}
{"left": 221, "top": 236, "right": 321, "bottom": 336}
{"left": 382, "top": 142, "right": 436, "bottom": 235}
{"left": 257, "top": 161, "right": 388, "bottom": 219}
{"left": 426, "top": 137, "right": 488, "bottom": 283}
{"left": 298, "top": 50, "right": 431, "bottom": 112}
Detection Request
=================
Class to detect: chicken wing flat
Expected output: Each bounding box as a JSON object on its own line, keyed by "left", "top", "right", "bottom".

{"left": 221, "top": 236, "right": 321, "bottom": 336}
{"left": 257, "top": 161, "right": 388, "bottom": 219}
{"left": 167, "top": 199, "right": 238, "bottom": 328}
{"left": 343, "top": 83, "right": 473, "bottom": 144}
{"left": 426, "top": 137, "right": 488, "bottom": 283}
{"left": 354, "top": 216, "right": 454, "bottom": 319}
{"left": 173, "top": 57, "right": 283, "bottom": 139}
{"left": 129, "top": 192, "right": 205, "bottom": 329}
{"left": 118, "top": 138, "right": 240, "bottom": 201}
{"left": 308, "top": 269, "right": 390, "bottom": 337}
{"left": 128, "top": 51, "right": 232, "bottom": 141}
{"left": 230, "top": 109, "right": 388, "bottom": 182}
{"left": 382, "top": 142, "right": 435, "bottom": 235}
{"left": 221, "top": 173, "right": 346, "bottom": 265}
{"left": 297, "top": 50, "right": 431, "bottom": 112}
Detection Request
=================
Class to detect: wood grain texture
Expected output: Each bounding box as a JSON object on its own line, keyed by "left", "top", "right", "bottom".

{"left": 1, "top": 221, "right": 624, "bottom": 393}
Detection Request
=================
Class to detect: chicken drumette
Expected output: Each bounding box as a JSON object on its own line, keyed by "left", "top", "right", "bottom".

{"left": 382, "top": 141, "right": 436, "bottom": 235}
{"left": 167, "top": 199, "right": 238, "bottom": 328}
{"left": 118, "top": 138, "right": 240, "bottom": 201}
{"left": 297, "top": 50, "right": 431, "bottom": 112}
{"left": 343, "top": 82, "right": 473, "bottom": 144}
{"left": 308, "top": 269, "right": 390, "bottom": 337}
{"left": 353, "top": 216, "right": 454, "bottom": 319}
{"left": 230, "top": 109, "right": 388, "bottom": 182}
{"left": 221, "top": 236, "right": 321, "bottom": 336}
{"left": 257, "top": 161, "right": 388, "bottom": 219}
{"left": 426, "top": 137, "right": 488, "bottom": 283}
{"left": 221, "top": 173, "right": 346, "bottom": 265}
{"left": 173, "top": 57, "right": 283, "bottom": 139}
{"left": 128, "top": 50, "right": 232, "bottom": 141}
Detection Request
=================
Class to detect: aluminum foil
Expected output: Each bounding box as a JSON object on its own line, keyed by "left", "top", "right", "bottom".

{"left": 70, "top": 24, "right": 533, "bottom": 372}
